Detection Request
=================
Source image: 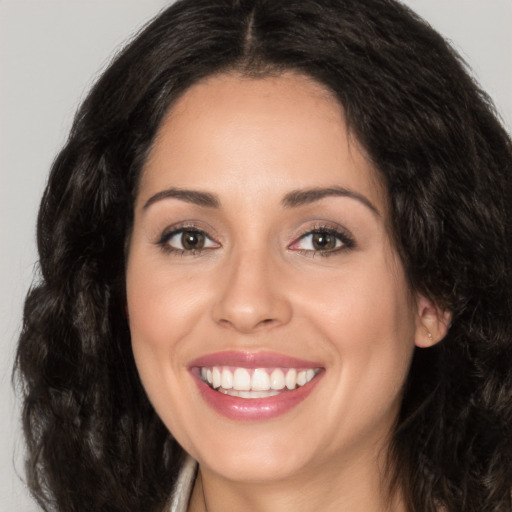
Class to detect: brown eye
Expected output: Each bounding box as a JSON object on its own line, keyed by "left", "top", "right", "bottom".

{"left": 159, "top": 228, "right": 218, "bottom": 253}
{"left": 181, "top": 231, "right": 206, "bottom": 250}
{"left": 289, "top": 227, "right": 354, "bottom": 255}
{"left": 311, "top": 232, "right": 337, "bottom": 251}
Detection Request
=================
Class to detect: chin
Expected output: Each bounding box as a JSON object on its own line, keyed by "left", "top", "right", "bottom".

{"left": 188, "top": 429, "right": 316, "bottom": 483}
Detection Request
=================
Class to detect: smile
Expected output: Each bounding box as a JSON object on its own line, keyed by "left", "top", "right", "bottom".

{"left": 189, "top": 351, "right": 324, "bottom": 421}
{"left": 200, "top": 366, "right": 320, "bottom": 398}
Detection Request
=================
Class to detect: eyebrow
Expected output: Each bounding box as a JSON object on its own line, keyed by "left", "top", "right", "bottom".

{"left": 143, "top": 188, "right": 220, "bottom": 210}
{"left": 282, "top": 186, "right": 380, "bottom": 216}
{"left": 142, "top": 185, "right": 379, "bottom": 216}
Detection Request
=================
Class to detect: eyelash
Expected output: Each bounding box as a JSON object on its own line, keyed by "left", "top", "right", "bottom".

{"left": 156, "top": 223, "right": 355, "bottom": 257}
{"left": 290, "top": 224, "right": 355, "bottom": 258}
{"left": 156, "top": 224, "right": 218, "bottom": 256}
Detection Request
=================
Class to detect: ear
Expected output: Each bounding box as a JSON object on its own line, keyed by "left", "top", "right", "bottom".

{"left": 414, "top": 294, "right": 452, "bottom": 348}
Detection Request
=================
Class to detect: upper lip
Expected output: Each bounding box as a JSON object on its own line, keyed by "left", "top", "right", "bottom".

{"left": 188, "top": 350, "right": 323, "bottom": 369}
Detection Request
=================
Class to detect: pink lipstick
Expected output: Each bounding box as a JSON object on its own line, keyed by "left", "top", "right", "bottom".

{"left": 189, "top": 351, "right": 324, "bottom": 421}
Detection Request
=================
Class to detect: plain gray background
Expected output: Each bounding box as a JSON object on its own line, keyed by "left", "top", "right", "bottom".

{"left": 1, "top": 1, "right": 511, "bottom": 510}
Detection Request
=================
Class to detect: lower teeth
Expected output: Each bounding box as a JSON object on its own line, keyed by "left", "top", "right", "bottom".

{"left": 217, "top": 388, "right": 282, "bottom": 399}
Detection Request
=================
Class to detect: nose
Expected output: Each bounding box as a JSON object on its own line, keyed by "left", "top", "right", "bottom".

{"left": 212, "top": 249, "right": 292, "bottom": 333}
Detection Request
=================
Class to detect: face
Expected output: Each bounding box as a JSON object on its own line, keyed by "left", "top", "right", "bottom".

{"left": 126, "top": 72, "right": 426, "bottom": 485}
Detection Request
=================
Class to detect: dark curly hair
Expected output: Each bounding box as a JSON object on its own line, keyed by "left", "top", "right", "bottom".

{"left": 15, "top": 0, "right": 512, "bottom": 511}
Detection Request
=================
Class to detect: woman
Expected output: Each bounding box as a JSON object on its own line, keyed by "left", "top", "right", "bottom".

{"left": 15, "top": 0, "right": 512, "bottom": 511}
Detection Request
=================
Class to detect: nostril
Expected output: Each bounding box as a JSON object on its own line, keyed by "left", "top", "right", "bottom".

{"left": 255, "top": 318, "right": 277, "bottom": 329}
{"left": 216, "top": 316, "right": 277, "bottom": 332}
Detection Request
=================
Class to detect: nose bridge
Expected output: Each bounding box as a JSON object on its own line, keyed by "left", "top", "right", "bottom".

{"left": 212, "top": 243, "right": 291, "bottom": 332}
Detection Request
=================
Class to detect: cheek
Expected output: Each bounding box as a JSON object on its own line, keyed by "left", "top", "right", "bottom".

{"left": 295, "top": 256, "right": 415, "bottom": 343}
{"left": 126, "top": 251, "right": 195, "bottom": 396}
{"left": 125, "top": 254, "right": 206, "bottom": 431}
{"left": 127, "top": 252, "right": 208, "bottom": 350}
{"left": 294, "top": 258, "right": 416, "bottom": 395}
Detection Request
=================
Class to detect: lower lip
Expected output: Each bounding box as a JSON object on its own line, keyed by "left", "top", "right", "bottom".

{"left": 191, "top": 370, "right": 323, "bottom": 421}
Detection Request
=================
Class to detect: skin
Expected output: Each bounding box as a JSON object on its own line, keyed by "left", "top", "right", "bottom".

{"left": 126, "top": 72, "right": 448, "bottom": 512}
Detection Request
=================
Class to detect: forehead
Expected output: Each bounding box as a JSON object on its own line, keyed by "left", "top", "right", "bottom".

{"left": 138, "top": 72, "right": 386, "bottom": 214}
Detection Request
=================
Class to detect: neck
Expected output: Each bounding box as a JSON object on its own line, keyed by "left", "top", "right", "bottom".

{"left": 187, "top": 449, "right": 405, "bottom": 512}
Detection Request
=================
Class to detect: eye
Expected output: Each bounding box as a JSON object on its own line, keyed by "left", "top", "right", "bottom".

{"left": 290, "top": 227, "right": 354, "bottom": 255}
{"left": 158, "top": 228, "right": 219, "bottom": 253}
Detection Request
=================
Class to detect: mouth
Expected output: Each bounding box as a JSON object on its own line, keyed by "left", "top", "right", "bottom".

{"left": 199, "top": 366, "right": 320, "bottom": 398}
{"left": 189, "top": 352, "right": 324, "bottom": 421}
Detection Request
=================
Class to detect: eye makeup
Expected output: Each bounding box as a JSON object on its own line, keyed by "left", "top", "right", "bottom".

{"left": 288, "top": 223, "right": 355, "bottom": 257}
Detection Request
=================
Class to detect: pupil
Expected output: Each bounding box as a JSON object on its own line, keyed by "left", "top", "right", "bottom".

{"left": 181, "top": 231, "right": 205, "bottom": 250}
{"left": 312, "top": 232, "right": 335, "bottom": 250}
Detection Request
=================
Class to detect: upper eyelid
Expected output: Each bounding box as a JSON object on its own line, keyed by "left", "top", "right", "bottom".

{"left": 154, "top": 220, "right": 354, "bottom": 248}
{"left": 156, "top": 221, "right": 221, "bottom": 243}
{"left": 157, "top": 227, "right": 220, "bottom": 255}
{"left": 158, "top": 229, "right": 220, "bottom": 251}
{"left": 293, "top": 222, "right": 354, "bottom": 240}
{"left": 160, "top": 226, "right": 209, "bottom": 240}
{"left": 288, "top": 223, "right": 355, "bottom": 249}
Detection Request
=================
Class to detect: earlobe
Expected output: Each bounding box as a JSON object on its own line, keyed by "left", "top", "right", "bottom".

{"left": 414, "top": 294, "right": 452, "bottom": 348}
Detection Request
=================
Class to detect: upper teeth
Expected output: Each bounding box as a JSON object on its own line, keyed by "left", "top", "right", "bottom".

{"left": 200, "top": 367, "right": 318, "bottom": 392}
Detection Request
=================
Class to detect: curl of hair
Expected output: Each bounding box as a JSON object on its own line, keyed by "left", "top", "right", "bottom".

{"left": 15, "top": 0, "right": 512, "bottom": 510}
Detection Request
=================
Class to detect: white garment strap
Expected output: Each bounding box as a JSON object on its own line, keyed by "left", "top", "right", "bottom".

{"left": 168, "top": 455, "right": 198, "bottom": 512}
